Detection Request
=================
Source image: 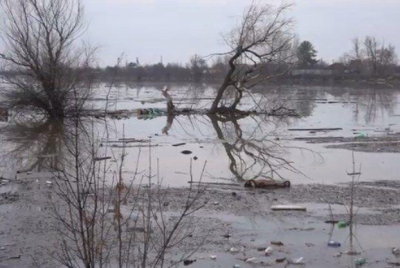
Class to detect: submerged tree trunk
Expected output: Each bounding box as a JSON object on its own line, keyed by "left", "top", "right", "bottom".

{"left": 161, "top": 87, "right": 175, "bottom": 115}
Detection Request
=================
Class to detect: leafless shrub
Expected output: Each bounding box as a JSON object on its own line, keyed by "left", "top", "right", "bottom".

{"left": 48, "top": 118, "right": 208, "bottom": 268}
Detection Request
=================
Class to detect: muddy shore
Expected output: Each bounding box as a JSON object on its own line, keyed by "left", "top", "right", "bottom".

{"left": 1, "top": 177, "right": 400, "bottom": 268}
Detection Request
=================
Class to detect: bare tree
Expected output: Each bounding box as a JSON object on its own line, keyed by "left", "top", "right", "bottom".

{"left": 363, "top": 36, "right": 397, "bottom": 76}
{"left": 364, "top": 36, "right": 379, "bottom": 75}
{"left": 0, "top": 0, "right": 95, "bottom": 119}
{"left": 349, "top": 38, "right": 363, "bottom": 61}
{"left": 209, "top": 2, "right": 294, "bottom": 114}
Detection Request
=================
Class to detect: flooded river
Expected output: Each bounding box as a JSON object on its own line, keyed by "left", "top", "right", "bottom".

{"left": 1, "top": 83, "right": 400, "bottom": 185}
{"left": 1, "top": 83, "right": 400, "bottom": 268}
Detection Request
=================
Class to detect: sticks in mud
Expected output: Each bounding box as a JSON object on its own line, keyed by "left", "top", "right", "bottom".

{"left": 49, "top": 120, "right": 209, "bottom": 268}
{"left": 345, "top": 150, "right": 363, "bottom": 255}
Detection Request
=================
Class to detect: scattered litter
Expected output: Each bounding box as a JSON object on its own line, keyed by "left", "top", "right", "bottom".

{"left": 271, "top": 241, "right": 284, "bottom": 246}
{"left": 347, "top": 172, "right": 361, "bottom": 176}
{"left": 337, "top": 221, "right": 349, "bottom": 229}
{"left": 355, "top": 258, "right": 366, "bottom": 266}
{"left": 289, "top": 257, "right": 305, "bottom": 265}
{"left": 357, "top": 133, "right": 367, "bottom": 138}
{"left": 288, "top": 128, "right": 342, "bottom": 132}
{"left": 342, "top": 250, "right": 361, "bottom": 256}
{"left": 271, "top": 205, "right": 307, "bottom": 211}
{"left": 231, "top": 192, "right": 241, "bottom": 200}
{"left": 107, "top": 208, "right": 115, "bottom": 213}
{"left": 229, "top": 247, "right": 240, "bottom": 253}
{"left": 245, "top": 257, "right": 257, "bottom": 263}
{"left": 0, "top": 255, "right": 21, "bottom": 261}
{"left": 193, "top": 156, "right": 198, "bottom": 160}
{"left": 213, "top": 202, "right": 219, "bottom": 206}
{"left": 118, "top": 138, "right": 147, "bottom": 142}
{"left": 327, "top": 241, "right": 341, "bottom": 248}
{"left": 94, "top": 156, "right": 112, "bottom": 161}
{"left": 223, "top": 234, "right": 231, "bottom": 238}
{"left": 333, "top": 252, "right": 342, "bottom": 258}
{"left": 287, "top": 227, "right": 315, "bottom": 231}
{"left": 45, "top": 181, "right": 53, "bottom": 187}
{"left": 265, "top": 247, "right": 273, "bottom": 256}
{"left": 276, "top": 257, "right": 286, "bottom": 263}
{"left": 210, "top": 255, "right": 217, "bottom": 260}
{"left": 325, "top": 220, "right": 339, "bottom": 224}
{"left": 233, "top": 264, "right": 241, "bottom": 268}
{"left": 181, "top": 150, "right": 193, "bottom": 155}
{"left": 137, "top": 108, "right": 163, "bottom": 116}
{"left": 392, "top": 247, "right": 400, "bottom": 256}
{"left": 172, "top": 143, "right": 186, "bottom": 147}
{"left": 183, "top": 259, "right": 196, "bottom": 266}
{"left": 129, "top": 214, "right": 138, "bottom": 221}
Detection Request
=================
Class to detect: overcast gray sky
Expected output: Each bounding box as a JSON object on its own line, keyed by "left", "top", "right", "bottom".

{"left": 77, "top": 0, "right": 400, "bottom": 66}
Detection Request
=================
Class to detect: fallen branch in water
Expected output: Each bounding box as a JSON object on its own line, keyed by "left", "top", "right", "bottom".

{"left": 188, "top": 181, "right": 241, "bottom": 186}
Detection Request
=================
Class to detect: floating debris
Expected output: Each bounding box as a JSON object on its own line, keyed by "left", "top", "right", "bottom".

{"left": 271, "top": 205, "right": 307, "bottom": 211}
{"left": 265, "top": 247, "right": 273, "bottom": 256}
{"left": 172, "top": 143, "right": 186, "bottom": 147}
{"left": 276, "top": 257, "right": 286, "bottom": 263}
{"left": 94, "top": 157, "right": 112, "bottom": 161}
{"left": 288, "top": 128, "right": 343, "bottom": 132}
{"left": 183, "top": 259, "right": 196, "bottom": 266}
{"left": 355, "top": 258, "right": 366, "bottom": 266}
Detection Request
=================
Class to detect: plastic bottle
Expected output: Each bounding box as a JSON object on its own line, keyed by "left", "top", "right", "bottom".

{"left": 293, "top": 257, "right": 304, "bottom": 264}
{"left": 337, "top": 221, "right": 349, "bottom": 229}
{"left": 327, "top": 241, "right": 341, "bottom": 248}
{"left": 355, "top": 258, "right": 366, "bottom": 266}
{"left": 265, "top": 247, "right": 273, "bottom": 256}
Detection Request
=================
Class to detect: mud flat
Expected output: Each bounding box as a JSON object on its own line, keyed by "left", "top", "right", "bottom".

{"left": 2, "top": 175, "right": 400, "bottom": 267}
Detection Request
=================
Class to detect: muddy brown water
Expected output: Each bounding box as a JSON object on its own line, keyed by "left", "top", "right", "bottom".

{"left": 0, "top": 84, "right": 400, "bottom": 267}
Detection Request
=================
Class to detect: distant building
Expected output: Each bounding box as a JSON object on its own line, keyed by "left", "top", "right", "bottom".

{"left": 348, "top": 60, "right": 363, "bottom": 74}
{"left": 328, "top": 63, "right": 345, "bottom": 75}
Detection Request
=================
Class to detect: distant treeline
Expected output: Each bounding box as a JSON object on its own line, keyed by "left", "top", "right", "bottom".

{"left": 92, "top": 61, "right": 400, "bottom": 84}
{"left": 95, "top": 63, "right": 290, "bottom": 83}
{"left": 2, "top": 36, "right": 399, "bottom": 84}
{"left": 91, "top": 36, "right": 400, "bottom": 84}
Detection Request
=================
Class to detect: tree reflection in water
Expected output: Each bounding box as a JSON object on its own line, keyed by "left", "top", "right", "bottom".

{"left": 0, "top": 117, "right": 94, "bottom": 175}
{"left": 161, "top": 112, "right": 316, "bottom": 182}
